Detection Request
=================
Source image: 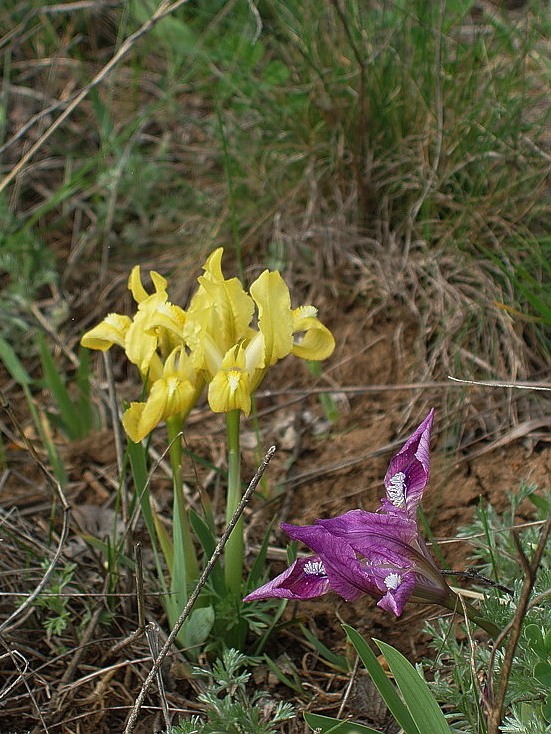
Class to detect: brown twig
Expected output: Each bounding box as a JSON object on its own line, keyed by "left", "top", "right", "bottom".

{"left": 485, "top": 515, "right": 551, "bottom": 734}
{"left": 145, "top": 622, "right": 172, "bottom": 732}
{"left": 123, "top": 445, "right": 277, "bottom": 733}
{"left": 111, "top": 543, "right": 147, "bottom": 655}
{"left": 0, "top": 0, "right": 192, "bottom": 195}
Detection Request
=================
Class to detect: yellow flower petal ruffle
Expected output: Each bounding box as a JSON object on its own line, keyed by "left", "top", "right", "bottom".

{"left": 121, "top": 347, "right": 197, "bottom": 442}
{"left": 250, "top": 270, "right": 293, "bottom": 367}
{"left": 208, "top": 344, "right": 251, "bottom": 415}
{"left": 291, "top": 307, "right": 335, "bottom": 361}
{"left": 81, "top": 313, "right": 132, "bottom": 351}
{"left": 128, "top": 266, "right": 167, "bottom": 304}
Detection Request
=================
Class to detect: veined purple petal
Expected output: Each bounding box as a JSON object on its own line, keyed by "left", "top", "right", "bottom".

{"left": 376, "top": 571, "right": 416, "bottom": 615}
{"left": 243, "top": 555, "right": 330, "bottom": 601}
{"left": 316, "top": 510, "right": 426, "bottom": 567}
{"left": 244, "top": 409, "right": 457, "bottom": 618}
{"left": 280, "top": 521, "right": 413, "bottom": 606}
{"left": 318, "top": 509, "right": 418, "bottom": 546}
{"left": 383, "top": 409, "right": 434, "bottom": 517}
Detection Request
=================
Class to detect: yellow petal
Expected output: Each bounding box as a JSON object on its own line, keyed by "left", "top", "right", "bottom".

{"left": 207, "top": 345, "right": 251, "bottom": 415}
{"left": 291, "top": 311, "right": 335, "bottom": 361}
{"left": 122, "top": 376, "right": 195, "bottom": 442}
{"left": 125, "top": 312, "right": 158, "bottom": 375}
{"left": 163, "top": 346, "right": 204, "bottom": 398}
{"left": 80, "top": 313, "right": 131, "bottom": 351}
{"left": 202, "top": 247, "right": 225, "bottom": 280}
{"left": 185, "top": 248, "right": 254, "bottom": 372}
{"left": 148, "top": 302, "right": 186, "bottom": 338}
{"left": 143, "top": 301, "right": 186, "bottom": 359}
{"left": 249, "top": 270, "right": 293, "bottom": 367}
{"left": 128, "top": 266, "right": 167, "bottom": 304}
{"left": 128, "top": 266, "right": 148, "bottom": 303}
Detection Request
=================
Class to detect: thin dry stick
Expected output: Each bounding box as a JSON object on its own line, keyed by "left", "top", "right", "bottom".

{"left": 337, "top": 654, "right": 360, "bottom": 720}
{"left": 111, "top": 543, "right": 147, "bottom": 654}
{"left": 1, "top": 646, "right": 49, "bottom": 734}
{"left": 0, "top": 392, "right": 71, "bottom": 636}
{"left": 56, "top": 577, "right": 110, "bottom": 688}
{"left": 0, "top": 0, "right": 191, "bottom": 196}
{"left": 485, "top": 515, "right": 551, "bottom": 734}
{"left": 145, "top": 622, "right": 171, "bottom": 731}
{"left": 458, "top": 594, "right": 489, "bottom": 719}
{"left": 257, "top": 378, "right": 551, "bottom": 398}
{"left": 448, "top": 376, "right": 551, "bottom": 391}
{"left": 123, "top": 445, "right": 277, "bottom": 734}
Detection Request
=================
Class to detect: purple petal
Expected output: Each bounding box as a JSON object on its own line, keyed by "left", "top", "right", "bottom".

{"left": 280, "top": 522, "right": 377, "bottom": 600}
{"left": 317, "top": 509, "right": 423, "bottom": 564}
{"left": 318, "top": 509, "right": 417, "bottom": 545}
{"left": 383, "top": 409, "right": 434, "bottom": 517}
{"left": 243, "top": 555, "right": 330, "bottom": 602}
{"left": 376, "top": 571, "right": 416, "bottom": 616}
{"left": 322, "top": 554, "right": 381, "bottom": 602}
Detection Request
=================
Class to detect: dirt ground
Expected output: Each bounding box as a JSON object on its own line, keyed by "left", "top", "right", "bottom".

{"left": 1, "top": 274, "right": 549, "bottom": 732}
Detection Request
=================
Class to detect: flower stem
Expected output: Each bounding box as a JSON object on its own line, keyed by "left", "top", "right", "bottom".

{"left": 442, "top": 592, "right": 500, "bottom": 638}
{"left": 167, "top": 417, "right": 198, "bottom": 592}
{"left": 224, "top": 409, "right": 243, "bottom": 595}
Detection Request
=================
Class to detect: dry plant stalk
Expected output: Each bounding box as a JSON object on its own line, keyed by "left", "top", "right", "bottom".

{"left": 124, "top": 445, "right": 277, "bottom": 734}
{"left": 485, "top": 514, "right": 551, "bottom": 734}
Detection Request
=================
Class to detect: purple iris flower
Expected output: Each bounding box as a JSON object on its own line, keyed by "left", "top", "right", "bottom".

{"left": 244, "top": 409, "right": 454, "bottom": 617}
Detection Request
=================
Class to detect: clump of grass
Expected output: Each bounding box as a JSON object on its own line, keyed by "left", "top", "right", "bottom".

{"left": 425, "top": 485, "right": 551, "bottom": 732}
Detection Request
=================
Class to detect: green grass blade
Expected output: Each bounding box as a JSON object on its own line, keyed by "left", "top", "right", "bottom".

{"left": 75, "top": 346, "right": 95, "bottom": 434}
{"left": 263, "top": 654, "right": 303, "bottom": 694}
{"left": 0, "top": 334, "right": 33, "bottom": 386}
{"left": 343, "top": 625, "right": 420, "bottom": 734}
{"left": 189, "top": 508, "right": 224, "bottom": 596}
{"left": 304, "top": 712, "right": 381, "bottom": 733}
{"left": 374, "top": 639, "right": 452, "bottom": 734}
{"left": 247, "top": 516, "right": 277, "bottom": 587}
{"left": 37, "top": 334, "right": 82, "bottom": 439}
{"left": 301, "top": 624, "right": 350, "bottom": 673}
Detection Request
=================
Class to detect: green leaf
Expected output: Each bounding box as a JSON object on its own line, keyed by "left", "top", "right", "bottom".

{"left": 38, "top": 334, "right": 83, "bottom": 439}
{"left": 304, "top": 712, "right": 381, "bottom": 733}
{"left": 528, "top": 492, "right": 551, "bottom": 514}
{"left": 374, "top": 639, "right": 452, "bottom": 734}
{"left": 189, "top": 508, "right": 225, "bottom": 596}
{"left": 534, "top": 661, "right": 551, "bottom": 688}
{"left": 181, "top": 606, "right": 215, "bottom": 649}
{"left": 300, "top": 624, "right": 350, "bottom": 672}
{"left": 525, "top": 624, "right": 546, "bottom": 658}
{"left": 0, "top": 334, "right": 33, "bottom": 386}
{"left": 545, "top": 629, "right": 551, "bottom": 656}
{"left": 343, "top": 625, "right": 420, "bottom": 734}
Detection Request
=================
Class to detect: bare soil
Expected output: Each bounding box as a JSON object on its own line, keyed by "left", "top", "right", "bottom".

{"left": 1, "top": 277, "right": 549, "bottom": 733}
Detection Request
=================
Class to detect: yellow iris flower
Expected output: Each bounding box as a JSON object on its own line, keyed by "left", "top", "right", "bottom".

{"left": 81, "top": 266, "right": 186, "bottom": 377}
{"left": 207, "top": 343, "right": 251, "bottom": 415}
{"left": 122, "top": 347, "right": 203, "bottom": 443}
{"left": 183, "top": 248, "right": 255, "bottom": 375}
{"left": 191, "top": 253, "right": 335, "bottom": 415}
{"left": 81, "top": 248, "right": 335, "bottom": 432}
